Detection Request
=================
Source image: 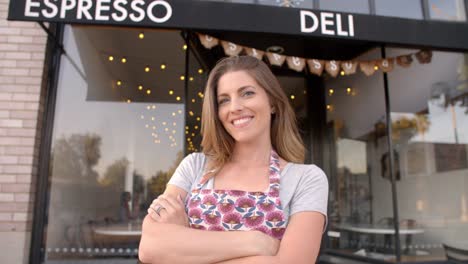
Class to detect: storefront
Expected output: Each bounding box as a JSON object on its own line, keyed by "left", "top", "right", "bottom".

{"left": 4, "top": 0, "right": 468, "bottom": 263}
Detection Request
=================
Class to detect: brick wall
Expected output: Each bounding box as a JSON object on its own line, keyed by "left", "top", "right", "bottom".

{"left": 0, "top": 0, "right": 47, "bottom": 263}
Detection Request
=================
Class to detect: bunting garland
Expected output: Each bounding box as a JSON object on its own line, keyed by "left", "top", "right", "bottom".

{"left": 197, "top": 33, "right": 433, "bottom": 77}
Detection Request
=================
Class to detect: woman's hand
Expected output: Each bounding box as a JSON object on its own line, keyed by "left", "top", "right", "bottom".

{"left": 147, "top": 194, "right": 189, "bottom": 227}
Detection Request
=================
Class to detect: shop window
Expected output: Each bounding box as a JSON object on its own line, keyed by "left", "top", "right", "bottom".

{"left": 428, "top": 0, "right": 467, "bottom": 22}
{"left": 386, "top": 48, "right": 468, "bottom": 261}
{"left": 318, "top": 0, "right": 370, "bottom": 14}
{"left": 375, "top": 0, "right": 424, "bottom": 20}
{"left": 43, "top": 26, "right": 189, "bottom": 261}
{"left": 324, "top": 48, "right": 396, "bottom": 262}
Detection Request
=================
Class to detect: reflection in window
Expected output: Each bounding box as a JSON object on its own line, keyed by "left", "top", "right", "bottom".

{"left": 324, "top": 48, "right": 395, "bottom": 261}
{"left": 319, "top": 0, "right": 370, "bottom": 14}
{"left": 429, "top": 0, "right": 467, "bottom": 21}
{"left": 257, "top": 0, "right": 313, "bottom": 8}
{"left": 386, "top": 48, "right": 468, "bottom": 261}
{"left": 44, "top": 26, "right": 187, "bottom": 261}
{"left": 375, "top": 0, "right": 424, "bottom": 20}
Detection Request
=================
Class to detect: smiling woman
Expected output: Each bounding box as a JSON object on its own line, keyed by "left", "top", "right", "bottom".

{"left": 140, "top": 56, "right": 329, "bottom": 264}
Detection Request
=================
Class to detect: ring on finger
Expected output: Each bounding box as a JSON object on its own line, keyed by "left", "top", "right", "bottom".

{"left": 155, "top": 205, "right": 165, "bottom": 215}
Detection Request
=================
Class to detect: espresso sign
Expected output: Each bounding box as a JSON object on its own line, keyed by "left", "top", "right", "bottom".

{"left": 13, "top": 0, "right": 173, "bottom": 24}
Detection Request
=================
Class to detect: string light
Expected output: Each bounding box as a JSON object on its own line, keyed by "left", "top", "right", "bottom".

{"left": 145, "top": 124, "right": 149, "bottom": 128}
{"left": 176, "top": 96, "right": 181, "bottom": 101}
{"left": 145, "top": 66, "right": 151, "bottom": 72}
{"left": 108, "top": 56, "right": 114, "bottom": 61}
{"left": 290, "top": 95, "right": 295, "bottom": 100}
{"left": 151, "top": 117, "right": 155, "bottom": 121}
{"left": 138, "top": 85, "right": 143, "bottom": 91}
{"left": 192, "top": 133, "right": 195, "bottom": 137}
{"left": 196, "top": 117, "right": 201, "bottom": 121}
{"left": 172, "top": 112, "right": 176, "bottom": 116}
{"left": 178, "top": 110, "right": 183, "bottom": 114}
{"left": 126, "top": 99, "right": 131, "bottom": 103}
{"left": 327, "top": 104, "right": 334, "bottom": 111}
{"left": 121, "top": 57, "right": 127, "bottom": 63}
{"left": 169, "top": 90, "right": 174, "bottom": 95}
{"left": 173, "top": 122, "right": 177, "bottom": 126}
{"left": 340, "top": 71, "right": 345, "bottom": 76}
{"left": 198, "top": 92, "right": 204, "bottom": 98}
{"left": 194, "top": 125, "right": 199, "bottom": 130}
{"left": 198, "top": 69, "right": 203, "bottom": 74}
{"left": 117, "top": 80, "right": 122, "bottom": 86}
{"left": 374, "top": 65, "right": 379, "bottom": 70}
{"left": 189, "top": 77, "right": 194, "bottom": 82}
{"left": 180, "top": 75, "right": 185, "bottom": 81}
{"left": 152, "top": 126, "right": 156, "bottom": 130}
{"left": 146, "top": 89, "right": 151, "bottom": 95}
{"left": 152, "top": 105, "right": 156, "bottom": 109}
{"left": 139, "top": 33, "right": 145, "bottom": 39}
{"left": 329, "top": 89, "right": 334, "bottom": 96}
{"left": 140, "top": 115, "right": 144, "bottom": 119}
{"left": 161, "top": 64, "right": 166, "bottom": 70}
{"left": 189, "top": 111, "right": 194, "bottom": 116}
{"left": 183, "top": 44, "right": 187, "bottom": 50}
{"left": 162, "top": 122, "right": 167, "bottom": 126}
{"left": 146, "top": 106, "right": 151, "bottom": 110}
{"left": 346, "top": 87, "right": 352, "bottom": 95}
{"left": 191, "top": 99, "right": 196, "bottom": 103}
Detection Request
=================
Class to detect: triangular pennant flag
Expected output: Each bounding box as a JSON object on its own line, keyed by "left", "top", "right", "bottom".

{"left": 198, "top": 34, "right": 219, "bottom": 49}
{"left": 325, "top": 60, "right": 340, "bottom": 78}
{"left": 396, "top": 55, "right": 413, "bottom": 68}
{"left": 307, "top": 59, "right": 325, "bottom": 76}
{"left": 221, "top": 41, "right": 243, "bottom": 56}
{"left": 341, "top": 61, "right": 358, "bottom": 75}
{"left": 286, "top": 57, "right": 306, "bottom": 72}
{"left": 415, "top": 50, "right": 433, "bottom": 64}
{"left": 245, "top": 47, "right": 264, "bottom": 60}
{"left": 266, "top": 52, "right": 286, "bottom": 66}
{"left": 360, "top": 61, "right": 376, "bottom": 76}
{"left": 378, "top": 58, "right": 394, "bottom": 73}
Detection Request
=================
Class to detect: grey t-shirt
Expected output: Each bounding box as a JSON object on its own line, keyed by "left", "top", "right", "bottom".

{"left": 168, "top": 152, "right": 329, "bottom": 229}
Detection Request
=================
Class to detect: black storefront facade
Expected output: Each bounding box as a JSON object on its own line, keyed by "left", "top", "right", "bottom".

{"left": 7, "top": 1, "right": 468, "bottom": 263}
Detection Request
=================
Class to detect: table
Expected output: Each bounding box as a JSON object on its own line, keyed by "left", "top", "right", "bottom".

{"left": 335, "top": 224, "right": 425, "bottom": 254}
{"left": 93, "top": 223, "right": 142, "bottom": 237}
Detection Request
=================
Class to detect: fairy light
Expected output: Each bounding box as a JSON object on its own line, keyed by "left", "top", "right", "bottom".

{"left": 151, "top": 117, "right": 155, "bottom": 121}
{"left": 189, "top": 111, "right": 194, "bottom": 116}
{"left": 329, "top": 89, "right": 334, "bottom": 96}
{"left": 152, "top": 105, "right": 156, "bottom": 109}
{"left": 121, "top": 57, "right": 127, "bottom": 63}
{"left": 161, "top": 64, "right": 166, "bottom": 70}
{"left": 145, "top": 66, "right": 150, "bottom": 72}
{"left": 189, "top": 77, "right": 194, "bottom": 82}
{"left": 180, "top": 75, "right": 185, "bottom": 81}
{"left": 140, "top": 115, "right": 144, "bottom": 119}
{"left": 198, "top": 69, "right": 203, "bottom": 74}
{"left": 196, "top": 117, "right": 201, "bottom": 121}
{"left": 347, "top": 87, "right": 352, "bottom": 95}
{"left": 162, "top": 122, "right": 167, "bottom": 126}
{"left": 138, "top": 85, "right": 143, "bottom": 91}
{"left": 340, "top": 71, "right": 345, "bottom": 76}
{"left": 108, "top": 56, "right": 114, "bottom": 61}
{"left": 146, "top": 89, "right": 151, "bottom": 95}
{"left": 139, "top": 33, "right": 145, "bottom": 39}
{"left": 117, "top": 80, "right": 122, "bottom": 86}
{"left": 176, "top": 96, "right": 181, "bottom": 101}
{"left": 191, "top": 99, "right": 196, "bottom": 103}
{"left": 374, "top": 65, "right": 379, "bottom": 70}
{"left": 172, "top": 112, "right": 176, "bottom": 116}
{"left": 126, "top": 99, "right": 131, "bottom": 103}
{"left": 169, "top": 90, "right": 174, "bottom": 95}
{"left": 183, "top": 44, "right": 187, "bottom": 50}
{"left": 290, "top": 95, "right": 295, "bottom": 100}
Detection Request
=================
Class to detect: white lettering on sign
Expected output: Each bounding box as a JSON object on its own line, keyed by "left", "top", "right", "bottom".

{"left": 300, "top": 10, "right": 355, "bottom": 37}
{"left": 25, "top": 0, "right": 40, "bottom": 17}
{"left": 95, "top": 0, "right": 111, "bottom": 21}
{"left": 77, "top": 0, "right": 93, "bottom": 20}
{"left": 60, "top": 0, "right": 76, "bottom": 19}
{"left": 112, "top": 0, "right": 128, "bottom": 22}
{"left": 42, "top": 0, "right": 59, "bottom": 19}
{"left": 22, "top": 0, "right": 173, "bottom": 24}
{"left": 292, "top": 57, "right": 301, "bottom": 66}
{"left": 147, "top": 1, "right": 172, "bottom": 23}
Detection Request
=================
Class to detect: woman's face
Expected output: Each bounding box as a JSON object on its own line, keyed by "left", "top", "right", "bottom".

{"left": 216, "top": 70, "right": 273, "bottom": 144}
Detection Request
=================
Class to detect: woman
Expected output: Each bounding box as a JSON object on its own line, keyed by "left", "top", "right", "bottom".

{"left": 139, "top": 56, "right": 328, "bottom": 264}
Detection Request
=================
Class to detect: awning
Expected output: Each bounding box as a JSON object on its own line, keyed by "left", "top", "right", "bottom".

{"left": 7, "top": 0, "right": 468, "bottom": 52}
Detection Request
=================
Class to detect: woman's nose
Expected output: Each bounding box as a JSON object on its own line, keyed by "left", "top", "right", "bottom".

{"left": 229, "top": 98, "right": 244, "bottom": 112}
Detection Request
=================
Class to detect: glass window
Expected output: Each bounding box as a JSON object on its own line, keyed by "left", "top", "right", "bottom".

{"left": 44, "top": 26, "right": 188, "bottom": 261}
{"left": 386, "top": 48, "right": 468, "bottom": 261}
{"left": 324, "top": 49, "right": 396, "bottom": 261}
{"left": 257, "top": 0, "right": 314, "bottom": 8}
{"left": 375, "top": 0, "right": 424, "bottom": 20}
{"left": 319, "top": 0, "right": 370, "bottom": 14}
{"left": 429, "top": 0, "right": 467, "bottom": 22}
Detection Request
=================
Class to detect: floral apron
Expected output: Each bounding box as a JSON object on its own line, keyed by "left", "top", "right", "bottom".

{"left": 186, "top": 150, "right": 287, "bottom": 240}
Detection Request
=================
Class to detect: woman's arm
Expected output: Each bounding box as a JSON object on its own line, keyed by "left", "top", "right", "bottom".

{"left": 139, "top": 185, "right": 279, "bottom": 264}
{"left": 214, "top": 211, "right": 326, "bottom": 264}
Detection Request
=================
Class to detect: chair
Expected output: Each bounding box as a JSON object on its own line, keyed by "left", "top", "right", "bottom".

{"left": 443, "top": 243, "right": 468, "bottom": 264}
{"left": 377, "top": 217, "right": 394, "bottom": 250}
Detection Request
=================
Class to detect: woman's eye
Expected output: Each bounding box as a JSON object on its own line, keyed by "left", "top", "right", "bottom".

{"left": 218, "top": 98, "right": 228, "bottom": 105}
{"left": 243, "top": 91, "right": 255, "bottom": 96}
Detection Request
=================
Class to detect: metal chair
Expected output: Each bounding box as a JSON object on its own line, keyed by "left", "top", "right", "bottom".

{"left": 443, "top": 243, "right": 468, "bottom": 264}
